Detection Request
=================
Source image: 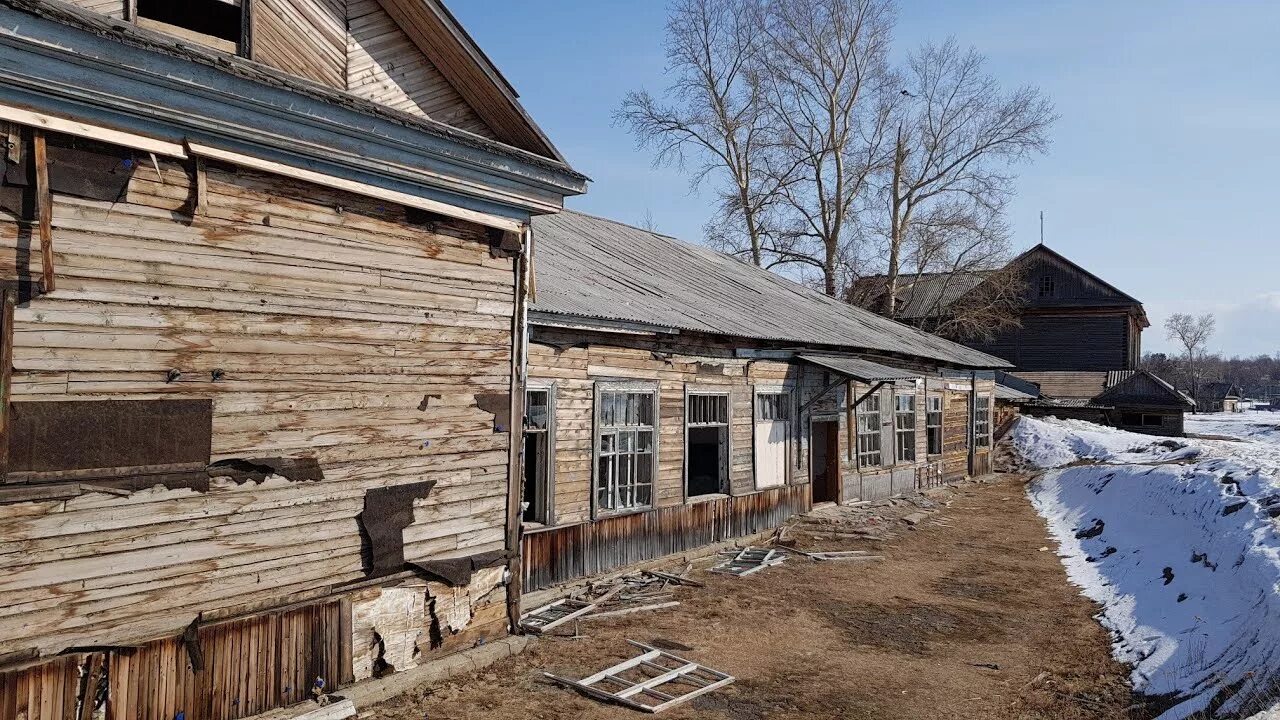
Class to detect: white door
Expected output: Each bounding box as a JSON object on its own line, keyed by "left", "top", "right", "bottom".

{"left": 754, "top": 392, "right": 789, "bottom": 488}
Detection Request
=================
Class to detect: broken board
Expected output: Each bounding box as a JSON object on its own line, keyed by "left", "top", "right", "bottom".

{"left": 544, "top": 640, "right": 735, "bottom": 713}
{"left": 709, "top": 547, "right": 785, "bottom": 577}
{"left": 519, "top": 598, "right": 596, "bottom": 634}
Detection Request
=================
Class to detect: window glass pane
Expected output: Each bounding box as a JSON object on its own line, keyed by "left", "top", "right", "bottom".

{"left": 526, "top": 390, "right": 549, "bottom": 430}
{"left": 596, "top": 387, "right": 656, "bottom": 511}
{"left": 637, "top": 430, "right": 653, "bottom": 453}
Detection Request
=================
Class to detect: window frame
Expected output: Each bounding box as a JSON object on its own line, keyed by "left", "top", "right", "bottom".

{"left": 521, "top": 383, "right": 556, "bottom": 526}
{"left": 855, "top": 391, "right": 883, "bottom": 469}
{"left": 973, "top": 395, "right": 992, "bottom": 448}
{"left": 894, "top": 393, "right": 917, "bottom": 464}
{"left": 592, "top": 381, "right": 660, "bottom": 518}
{"left": 683, "top": 387, "right": 732, "bottom": 500}
{"left": 926, "top": 394, "right": 944, "bottom": 456}
{"left": 128, "top": 0, "right": 254, "bottom": 58}
{"left": 1038, "top": 274, "right": 1055, "bottom": 298}
{"left": 752, "top": 385, "right": 793, "bottom": 490}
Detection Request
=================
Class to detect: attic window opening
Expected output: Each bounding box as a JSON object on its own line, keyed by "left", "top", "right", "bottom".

{"left": 1038, "top": 274, "right": 1055, "bottom": 298}
{"left": 136, "top": 0, "right": 245, "bottom": 55}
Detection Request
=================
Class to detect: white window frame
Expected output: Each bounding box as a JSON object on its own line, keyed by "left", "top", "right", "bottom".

{"left": 973, "top": 395, "right": 991, "bottom": 448}
{"left": 522, "top": 383, "right": 556, "bottom": 526}
{"left": 855, "top": 392, "right": 883, "bottom": 468}
{"left": 593, "top": 382, "right": 659, "bottom": 517}
{"left": 926, "top": 394, "right": 943, "bottom": 456}
{"left": 684, "top": 387, "right": 731, "bottom": 500}
{"left": 894, "top": 393, "right": 917, "bottom": 464}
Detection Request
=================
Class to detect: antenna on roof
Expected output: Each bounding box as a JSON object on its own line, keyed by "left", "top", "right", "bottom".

{"left": 1039, "top": 211, "right": 1045, "bottom": 246}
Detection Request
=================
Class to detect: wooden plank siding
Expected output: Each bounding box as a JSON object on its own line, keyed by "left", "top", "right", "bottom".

{"left": 968, "top": 312, "right": 1133, "bottom": 372}
{"left": 0, "top": 138, "right": 518, "bottom": 673}
{"left": 63, "top": 0, "right": 124, "bottom": 18}
{"left": 345, "top": 0, "right": 496, "bottom": 138}
{"left": 253, "top": 0, "right": 347, "bottom": 88}
{"left": 522, "top": 328, "right": 996, "bottom": 590}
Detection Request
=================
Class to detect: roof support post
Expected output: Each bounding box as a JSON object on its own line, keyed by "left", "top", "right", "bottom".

{"left": 32, "top": 130, "right": 54, "bottom": 294}
{"left": 504, "top": 225, "right": 531, "bottom": 634}
{"left": 852, "top": 381, "right": 890, "bottom": 411}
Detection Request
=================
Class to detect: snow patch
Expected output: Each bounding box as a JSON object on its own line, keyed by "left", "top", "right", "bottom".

{"left": 1016, "top": 414, "right": 1280, "bottom": 718}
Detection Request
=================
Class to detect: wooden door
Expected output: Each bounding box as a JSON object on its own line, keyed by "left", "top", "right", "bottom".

{"left": 810, "top": 420, "right": 840, "bottom": 503}
{"left": 754, "top": 392, "right": 789, "bottom": 488}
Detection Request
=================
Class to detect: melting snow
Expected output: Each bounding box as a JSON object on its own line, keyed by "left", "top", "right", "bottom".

{"left": 1017, "top": 413, "right": 1280, "bottom": 719}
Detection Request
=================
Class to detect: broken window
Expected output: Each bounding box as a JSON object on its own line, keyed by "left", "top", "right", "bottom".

{"left": 686, "top": 392, "right": 729, "bottom": 497}
{"left": 894, "top": 394, "right": 916, "bottom": 463}
{"left": 926, "top": 395, "right": 943, "bottom": 455}
{"left": 596, "top": 388, "right": 656, "bottom": 513}
{"left": 522, "top": 388, "right": 553, "bottom": 524}
{"left": 973, "top": 397, "right": 991, "bottom": 448}
{"left": 856, "top": 393, "right": 882, "bottom": 468}
{"left": 136, "top": 0, "right": 246, "bottom": 55}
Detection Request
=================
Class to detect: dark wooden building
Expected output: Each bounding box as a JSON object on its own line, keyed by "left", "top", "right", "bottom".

{"left": 864, "top": 244, "right": 1149, "bottom": 372}
{"left": 1196, "top": 382, "right": 1243, "bottom": 413}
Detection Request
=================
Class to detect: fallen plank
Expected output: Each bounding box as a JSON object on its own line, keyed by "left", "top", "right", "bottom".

{"left": 644, "top": 570, "right": 704, "bottom": 588}
{"left": 583, "top": 602, "right": 680, "bottom": 620}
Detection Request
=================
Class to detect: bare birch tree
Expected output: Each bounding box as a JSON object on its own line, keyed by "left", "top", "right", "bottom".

{"left": 759, "top": 0, "right": 896, "bottom": 295}
{"left": 617, "top": 0, "right": 780, "bottom": 266}
{"left": 881, "top": 39, "right": 1055, "bottom": 316}
{"left": 1165, "top": 312, "right": 1216, "bottom": 408}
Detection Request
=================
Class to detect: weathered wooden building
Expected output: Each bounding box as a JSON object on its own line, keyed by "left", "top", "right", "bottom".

{"left": 0, "top": 0, "right": 588, "bottom": 716}
{"left": 861, "top": 244, "right": 1150, "bottom": 372}
{"left": 1195, "top": 382, "right": 1242, "bottom": 414}
{"left": 518, "top": 213, "right": 1007, "bottom": 591}
{"left": 1013, "top": 370, "right": 1194, "bottom": 437}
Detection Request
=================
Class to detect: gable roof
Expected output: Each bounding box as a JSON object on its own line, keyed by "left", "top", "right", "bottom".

{"left": 375, "top": 0, "right": 565, "bottom": 160}
{"left": 530, "top": 211, "right": 1011, "bottom": 369}
{"left": 855, "top": 244, "right": 1146, "bottom": 324}
{"left": 1096, "top": 370, "right": 1194, "bottom": 409}
{"left": 1197, "top": 382, "right": 1242, "bottom": 400}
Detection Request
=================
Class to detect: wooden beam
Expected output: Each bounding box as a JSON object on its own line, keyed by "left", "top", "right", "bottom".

{"left": 194, "top": 157, "right": 208, "bottom": 216}
{"left": 239, "top": 0, "right": 254, "bottom": 60}
{"left": 0, "top": 289, "right": 13, "bottom": 482}
{"left": 504, "top": 226, "right": 530, "bottom": 633}
{"left": 0, "top": 102, "right": 187, "bottom": 159}
{"left": 185, "top": 142, "right": 526, "bottom": 233}
{"left": 33, "top": 130, "right": 54, "bottom": 294}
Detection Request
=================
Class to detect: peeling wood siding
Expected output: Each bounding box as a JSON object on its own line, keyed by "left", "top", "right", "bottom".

{"left": 0, "top": 152, "right": 516, "bottom": 659}
{"left": 345, "top": 0, "right": 496, "bottom": 138}
{"left": 62, "top": 0, "right": 122, "bottom": 18}
{"left": 253, "top": 0, "right": 347, "bottom": 88}
{"left": 522, "top": 485, "right": 810, "bottom": 592}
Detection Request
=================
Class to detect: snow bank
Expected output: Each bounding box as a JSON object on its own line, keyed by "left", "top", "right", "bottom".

{"left": 1010, "top": 415, "right": 1201, "bottom": 469}
{"left": 1017, "top": 415, "right": 1280, "bottom": 718}
{"left": 1187, "top": 411, "right": 1280, "bottom": 443}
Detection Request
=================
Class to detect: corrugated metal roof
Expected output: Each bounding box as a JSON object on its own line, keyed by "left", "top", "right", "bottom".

{"left": 852, "top": 272, "right": 989, "bottom": 320}
{"left": 530, "top": 211, "right": 1011, "bottom": 368}
{"left": 798, "top": 355, "right": 921, "bottom": 382}
{"left": 995, "top": 383, "right": 1037, "bottom": 401}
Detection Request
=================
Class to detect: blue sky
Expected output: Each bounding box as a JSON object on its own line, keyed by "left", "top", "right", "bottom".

{"left": 452, "top": 2, "right": 1280, "bottom": 357}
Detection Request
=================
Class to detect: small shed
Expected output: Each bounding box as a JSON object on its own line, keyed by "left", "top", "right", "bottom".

{"left": 1195, "top": 382, "right": 1243, "bottom": 414}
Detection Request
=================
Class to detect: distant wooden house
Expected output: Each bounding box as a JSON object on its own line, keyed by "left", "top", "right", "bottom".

{"left": 1196, "top": 382, "right": 1243, "bottom": 413}
{"left": 859, "top": 244, "right": 1150, "bottom": 372}
{"left": 519, "top": 212, "right": 1009, "bottom": 591}
{"left": 0, "top": 0, "right": 586, "bottom": 715}
{"left": 1013, "top": 370, "right": 1194, "bottom": 436}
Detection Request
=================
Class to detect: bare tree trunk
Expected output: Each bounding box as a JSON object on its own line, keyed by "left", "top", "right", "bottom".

{"left": 883, "top": 127, "right": 907, "bottom": 316}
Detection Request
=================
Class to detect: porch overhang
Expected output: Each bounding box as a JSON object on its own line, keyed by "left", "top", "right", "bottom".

{"left": 797, "top": 355, "right": 920, "bottom": 383}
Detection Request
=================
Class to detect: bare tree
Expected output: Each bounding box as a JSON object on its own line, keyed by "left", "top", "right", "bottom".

{"left": 617, "top": 0, "right": 781, "bottom": 266}
{"left": 881, "top": 39, "right": 1055, "bottom": 317}
{"left": 1165, "top": 312, "right": 1216, "bottom": 409}
{"left": 759, "top": 0, "right": 896, "bottom": 295}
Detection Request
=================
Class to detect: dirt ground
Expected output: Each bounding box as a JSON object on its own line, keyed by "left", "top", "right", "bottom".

{"left": 365, "top": 474, "right": 1133, "bottom": 720}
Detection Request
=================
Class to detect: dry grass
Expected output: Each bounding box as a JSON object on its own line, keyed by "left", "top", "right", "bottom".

{"left": 364, "top": 475, "right": 1133, "bottom": 720}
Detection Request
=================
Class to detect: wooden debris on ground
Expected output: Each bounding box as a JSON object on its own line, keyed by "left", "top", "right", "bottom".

{"left": 544, "top": 640, "right": 735, "bottom": 713}
{"left": 796, "top": 549, "right": 885, "bottom": 562}
{"left": 535, "top": 566, "right": 703, "bottom": 632}
{"left": 708, "top": 547, "right": 785, "bottom": 577}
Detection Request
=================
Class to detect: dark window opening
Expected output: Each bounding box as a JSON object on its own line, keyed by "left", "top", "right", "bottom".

{"left": 522, "top": 389, "right": 552, "bottom": 524}
{"left": 1038, "top": 274, "right": 1055, "bottom": 297}
{"left": 926, "top": 395, "right": 943, "bottom": 455}
{"left": 137, "top": 0, "right": 243, "bottom": 52}
{"left": 686, "top": 393, "right": 729, "bottom": 497}
{"left": 1121, "top": 412, "right": 1165, "bottom": 427}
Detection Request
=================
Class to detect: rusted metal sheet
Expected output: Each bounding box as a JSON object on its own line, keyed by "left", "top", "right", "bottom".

{"left": 521, "top": 485, "right": 810, "bottom": 592}
{"left": 6, "top": 399, "right": 213, "bottom": 481}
